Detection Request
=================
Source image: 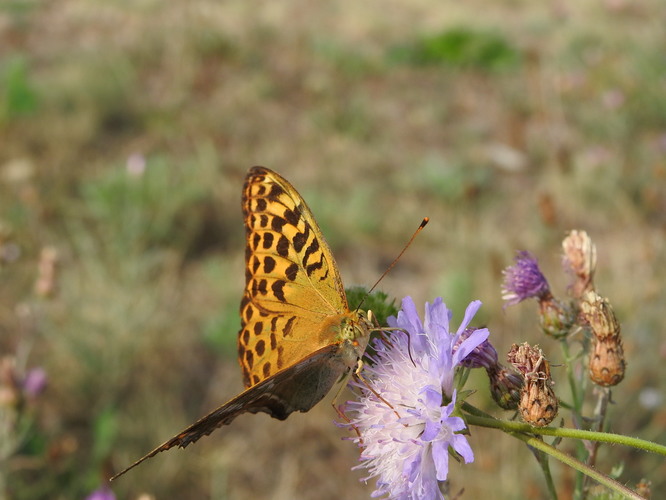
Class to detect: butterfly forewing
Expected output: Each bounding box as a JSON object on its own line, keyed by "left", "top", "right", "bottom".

{"left": 239, "top": 167, "right": 350, "bottom": 387}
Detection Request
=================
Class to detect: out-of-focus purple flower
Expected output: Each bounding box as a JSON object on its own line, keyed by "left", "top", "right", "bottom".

{"left": 84, "top": 486, "right": 116, "bottom": 500}
{"left": 22, "top": 367, "right": 47, "bottom": 398}
{"left": 343, "top": 297, "right": 489, "bottom": 500}
{"left": 502, "top": 251, "right": 551, "bottom": 306}
{"left": 126, "top": 153, "right": 146, "bottom": 178}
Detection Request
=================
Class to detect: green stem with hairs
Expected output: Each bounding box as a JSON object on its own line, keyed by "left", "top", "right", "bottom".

{"left": 462, "top": 406, "right": 662, "bottom": 499}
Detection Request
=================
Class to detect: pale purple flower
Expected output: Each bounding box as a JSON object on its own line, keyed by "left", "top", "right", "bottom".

{"left": 22, "top": 367, "right": 47, "bottom": 398}
{"left": 125, "top": 153, "right": 146, "bottom": 178}
{"left": 343, "top": 297, "right": 489, "bottom": 500}
{"left": 84, "top": 486, "right": 116, "bottom": 500}
{"left": 502, "top": 251, "right": 551, "bottom": 305}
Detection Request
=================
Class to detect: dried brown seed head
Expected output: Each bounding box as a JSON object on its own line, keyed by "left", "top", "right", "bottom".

{"left": 507, "top": 343, "right": 559, "bottom": 426}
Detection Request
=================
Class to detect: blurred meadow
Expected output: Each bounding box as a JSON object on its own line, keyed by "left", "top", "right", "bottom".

{"left": 1, "top": 0, "right": 666, "bottom": 499}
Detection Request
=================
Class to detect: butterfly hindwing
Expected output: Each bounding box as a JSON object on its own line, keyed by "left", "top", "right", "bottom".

{"left": 109, "top": 344, "right": 346, "bottom": 480}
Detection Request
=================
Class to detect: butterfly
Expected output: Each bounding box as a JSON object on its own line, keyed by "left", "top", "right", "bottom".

{"left": 110, "top": 166, "right": 372, "bottom": 480}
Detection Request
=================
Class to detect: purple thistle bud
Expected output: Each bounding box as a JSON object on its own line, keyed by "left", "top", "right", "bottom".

{"left": 502, "top": 251, "right": 551, "bottom": 306}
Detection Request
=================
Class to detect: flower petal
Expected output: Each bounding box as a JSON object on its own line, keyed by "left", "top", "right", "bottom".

{"left": 456, "top": 300, "right": 482, "bottom": 335}
{"left": 432, "top": 440, "right": 450, "bottom": 482}
{"left": 451, "top": 433, "right": 475, "bottom": 464}
{"left": 452, "top": 328, "right": 489, "bottom": 366}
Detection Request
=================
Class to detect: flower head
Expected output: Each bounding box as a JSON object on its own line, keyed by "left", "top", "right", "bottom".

{"left": 343, "top": 297, "right": 489, "bottom": 500}
{"left": 502, "top": 251, "right": 551, "bottom": 305}
{"left": 84, "top": 486, "right": 116, "bottom": 500}
{"left": 23, "top": 367, "right": 47, "bottom": 398}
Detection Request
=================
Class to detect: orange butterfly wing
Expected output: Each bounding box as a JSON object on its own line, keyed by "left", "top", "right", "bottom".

{"left": 110, "top": 167, "right": 370, "bottom": 481}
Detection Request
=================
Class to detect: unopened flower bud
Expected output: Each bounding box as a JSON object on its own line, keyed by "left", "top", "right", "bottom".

{"left": 579, "top": 291, "right": 626, "bottom": 387}
{"left": 562, "top": 230, "right": 597, "bottom": 298}
{"left": 507, "top": 343, "right": 558, "bottom": 427}
{"left": 538, "top": 295, "right": 576, "bottom": 338}
{"left": 34, "top": 246, "right": 59, "bottom": 298}
{"left": 588, "top": 335, "right": 625, "bottom": 387}
{"left": 579, "top": 291, "right": 620, "bottom": 340}
{"left": 486, "top": 364, "right": 523, "bottom": 410}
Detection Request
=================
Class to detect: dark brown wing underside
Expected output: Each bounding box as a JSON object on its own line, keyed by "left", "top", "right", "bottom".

{"left": 110, "top": 343, "right": 346, "bottom": 481}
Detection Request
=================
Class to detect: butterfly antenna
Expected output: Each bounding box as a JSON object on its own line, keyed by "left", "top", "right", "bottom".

{"left": 355, "top": 217, "right": 429, "bottom": 312}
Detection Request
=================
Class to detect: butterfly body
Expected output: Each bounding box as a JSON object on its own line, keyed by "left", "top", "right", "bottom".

{"left": 110, "top": 167, "right": 370, "bottom": 480}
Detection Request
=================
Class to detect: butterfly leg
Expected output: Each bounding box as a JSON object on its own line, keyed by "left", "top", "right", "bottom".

{"left": 329, "top": 373, "right": 364, "bottom": 442}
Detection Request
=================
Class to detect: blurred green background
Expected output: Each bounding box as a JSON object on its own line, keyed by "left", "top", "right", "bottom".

{"left": 1, "top": 1, "right": 665, "bottom": 499}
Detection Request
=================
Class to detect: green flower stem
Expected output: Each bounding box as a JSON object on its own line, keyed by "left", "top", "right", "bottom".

{"left": 560, "top": 340, "right": 582, "bottom": 411}
{"left": 463, "top": 408, "right": 661, "bottom": 500}
{"left": 508, "top": 431, "right": 644, "bottom": 500}
{"left": 464, "top": 413, "right": 666, "bottom": 456}
{"left": 532, "top": 443, "right": 558, "bottom": 500}
{"left": 559, "top": 338, "right": 587, "bottom": 499}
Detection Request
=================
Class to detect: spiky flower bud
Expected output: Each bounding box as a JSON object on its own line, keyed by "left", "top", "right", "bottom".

{"left": 507, "top": 343, "right": 558, "bottom": 427}
{"left": 562, "top": 230, "right": 597, "bottom": 298}
{"left": 579, "top": 291, "right": 626, "bottom": 386}
{"left": 34, "top": 246, "right": 59, "bottom": 298}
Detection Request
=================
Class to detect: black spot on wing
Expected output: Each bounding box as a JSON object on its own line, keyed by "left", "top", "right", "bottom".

{"left": 292, "top": 232, "right": 306, "bottom": 253}
{"left": 306, "top": 253, "right": 324, "bottom": 276}
{"left": 302, "top": 238, "right": 319, "bottom": 267}
{"left": 276, "top": 235, "right": 289, "bottom": 258}
{"left": 285, "top": 263, "right": 298, "bottom": 281}
{"left": 268, "top": 183, "right": 284, "bottom": 200}
{"left": 272, "top": 216, "right": 286, "bottom": 233}
{"left": 284, "top": 207, "right": 300, "bottom": 226}
{"left": 272, "top": 280, "right": 286, "bottom": 302}
{"left": 283, "top": 316, "right": 295, "bottom": 337}
{"left": 263, "top": 256, "right": 276, "bottom": 273}
{"left": 262, "top": 232, "right": 274, "bottom": 249}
